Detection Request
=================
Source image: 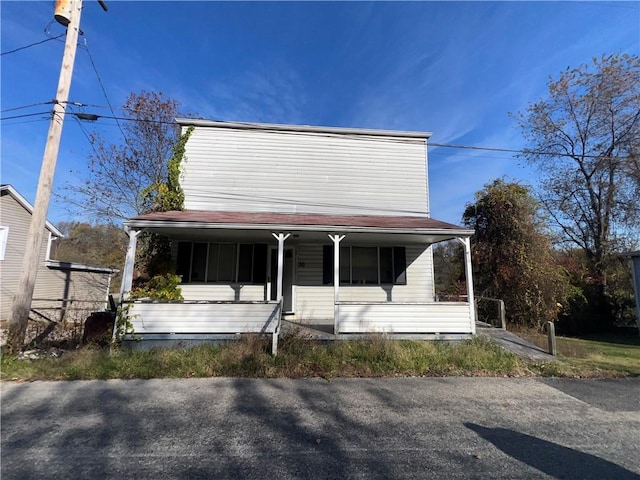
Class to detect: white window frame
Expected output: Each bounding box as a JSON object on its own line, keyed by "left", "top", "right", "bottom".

{"left": 0, "top": 226, "right": 9, "bottom": 261}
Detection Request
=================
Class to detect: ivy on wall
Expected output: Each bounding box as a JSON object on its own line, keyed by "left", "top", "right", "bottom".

{"left": 142, "top": 125, "right": 194, "bottom": 213}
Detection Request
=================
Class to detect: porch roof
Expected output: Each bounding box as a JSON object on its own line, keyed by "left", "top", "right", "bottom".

{"left": 125, "top": 210, "right": 473, "bottom": 243}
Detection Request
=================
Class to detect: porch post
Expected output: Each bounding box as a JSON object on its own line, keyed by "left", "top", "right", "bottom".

{"left": 119, "top": 228, "right": 140, "bottom": 301}
{"left": 271, "top": 233, "right": 291, "bottom": 302}
{"left": 329, "top": 234, "right": 345, "bottom": 334}
{"left": 457, "top": 236, "right": 476, "bottom": 335}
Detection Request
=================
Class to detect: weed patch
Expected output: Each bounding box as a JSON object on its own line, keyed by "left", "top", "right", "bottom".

{"left": 2, "top": 333, "right": 637, "bottom": 381}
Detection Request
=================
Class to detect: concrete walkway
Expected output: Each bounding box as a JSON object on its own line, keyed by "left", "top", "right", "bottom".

{"left": 476, "top": 322, "right": 557, "bottom": 362}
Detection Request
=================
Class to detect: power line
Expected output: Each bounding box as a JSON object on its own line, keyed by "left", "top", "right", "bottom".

{"left": 1, "top": 33, "right": 65, "bottom": 56}
{"left": 71, "top": 113, "right": 101, "bottom": 158}
{"left": 68, "top": 111, "right": 176, "bottom": 125}
{"left": 62, "top": 111, "right": 630, "bottom": 162}
{"left": 0, "top": 111, "right": 52, "bottom": 121}
{"left": 0, "top": 118, "right": 50, "bottom": 127}
{"left": 8, "top": 100, "right": 625, "bottom": 163}
{"left": 1, "top": 101, "right": 55, "bottom": 113}
{"left": 428, "top": 142, "right": 627, "bottom": 161}
{"left": 80, "top": 38, "right": 134, "bottom": 153}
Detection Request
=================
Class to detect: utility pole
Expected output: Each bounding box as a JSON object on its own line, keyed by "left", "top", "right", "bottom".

{"left": 6, "top": 0, "right": 83, "bottom": 354}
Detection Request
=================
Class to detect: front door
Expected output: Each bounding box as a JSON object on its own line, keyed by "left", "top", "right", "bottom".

{"left": 270, "top": 248, "right": 294, "bottom": 313}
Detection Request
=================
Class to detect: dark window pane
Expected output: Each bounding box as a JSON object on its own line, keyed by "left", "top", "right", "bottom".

{"left": 218, "top": 244, "right": 237, "bottom": 281}
{"left": 191, "top": 243, "right": 208, "bottom": 282}
{"left": 322, "top": 245, "right": 333, "bottom": 285}
{"left": 393, "top": 247, "right": 407, "bottom": 285}
{"left": 340, "top": 246, "right": 350, "bottom": 284}
{"left": 252, "top": 244, "right": 267, "bottom": 283}
{"left": 206, "top": 243, "right": 219, "bottom": 282}
{"left": 352, "top": 247, "right": 377, "bottom": 284}
{"left": 176, "top": 242, "right": 192, "bottom": 283}
{"left": 238, "top": 244, "right": 253, "bottom": 282}
{"left": 380, "top": 247, "right": 393, "bottom": 284}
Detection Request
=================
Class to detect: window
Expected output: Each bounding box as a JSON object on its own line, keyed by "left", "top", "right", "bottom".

{"left": 322, "top": 245, "right": 407, "bottom": 285}
{"left": 176, "top": 242, "right": 267, "bottom": 283}
{"left": 0, "top": 226, "right": 8, "bottom": 261}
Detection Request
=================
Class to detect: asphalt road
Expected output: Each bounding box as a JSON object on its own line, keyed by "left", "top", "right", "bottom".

{"left": 2, "top": 377, "right": 639, "bottom": 479}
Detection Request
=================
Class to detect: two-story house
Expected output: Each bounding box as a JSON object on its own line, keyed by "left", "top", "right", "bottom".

{"left": 120, "top": 120, "right": 476, "bottom": 352}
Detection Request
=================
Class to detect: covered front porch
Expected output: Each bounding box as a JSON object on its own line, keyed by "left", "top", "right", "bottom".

{"left": 118, "top": 211, "right": 476, "bottom": 352}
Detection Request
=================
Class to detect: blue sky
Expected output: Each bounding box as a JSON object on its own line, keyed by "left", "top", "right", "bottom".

{"left": 2, "top": 1, "right": 639, "bottom": 226}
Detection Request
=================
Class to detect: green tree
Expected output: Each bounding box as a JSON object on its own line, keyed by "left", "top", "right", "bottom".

{"left": 463, "top": 179, "right": 570, "bottom": 329}
{"left": 514, "top": 54, "right": 640, "bottom": 288}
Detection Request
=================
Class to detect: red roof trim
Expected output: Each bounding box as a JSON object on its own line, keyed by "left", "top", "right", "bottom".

{"left": 130, "top": 210, "right": 467, "bottom": 231}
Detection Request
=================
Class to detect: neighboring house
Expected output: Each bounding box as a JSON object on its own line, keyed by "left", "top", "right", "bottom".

{"left": 0, "top": 185, "right": 117, "bottom": 328}
{"left": 120, "top": 120, "right": 476, "bottom": 351}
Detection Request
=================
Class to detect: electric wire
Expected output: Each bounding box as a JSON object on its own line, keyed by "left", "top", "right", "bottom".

{"left": 0, "top": 118, "right": 50, "bottom": 127}
{"left": 60, "top": 109, "right": 632, "bottom": 162}
{"left": 4, "top": 102, "right": 628, "bottom": 163}
{"left": 80, "top": 38, "right": 135, "bottom": 154}
{"left": 1, "top": 101, "right": 55, "bottom": 113}
{"left": 71, "top": 112, "right": 101, "bottom": 158}
{"left": 1, "top": 33, "right": 65, "bottom": 56}
{"left": 0, "top": 111, "right": 52, "bottom": 121}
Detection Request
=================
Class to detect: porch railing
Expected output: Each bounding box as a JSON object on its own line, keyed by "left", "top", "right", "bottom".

{"left": 335, "top": 301, "right": 473, "bottom": 334}
{"left": 125, "top": 300, "right": 282, "bottom": 335}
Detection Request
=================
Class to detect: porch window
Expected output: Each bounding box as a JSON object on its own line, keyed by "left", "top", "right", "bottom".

{"left": 322, "top": 246, "right": 407, "bottom": 285}
{"left": 176, "top": 242, "right": 267, "bottom": 284}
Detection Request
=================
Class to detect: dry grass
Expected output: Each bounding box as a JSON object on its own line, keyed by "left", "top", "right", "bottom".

{"left": 2, "top": 331, "right": 638, "bottom": 381}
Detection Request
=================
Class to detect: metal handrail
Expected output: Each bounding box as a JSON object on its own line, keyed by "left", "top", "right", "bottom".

{"left": 474, "top": 296, "right": 506, "bottom": 329}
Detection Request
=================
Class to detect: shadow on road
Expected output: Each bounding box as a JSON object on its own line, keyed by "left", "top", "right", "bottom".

{"left": 465, "top": 422, "right": 640, "bottom": 480}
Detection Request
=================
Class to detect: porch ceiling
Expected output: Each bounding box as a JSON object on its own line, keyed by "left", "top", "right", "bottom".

{"left": 125, "top": 210, "right": 474, "bottom": 244}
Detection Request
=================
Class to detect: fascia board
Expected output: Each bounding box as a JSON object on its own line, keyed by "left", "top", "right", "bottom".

{"left": 175, "top": 118, "right": 432, "bottom": 140}
{"left": 124, "top": 220, "right": 474, "bottom": 237}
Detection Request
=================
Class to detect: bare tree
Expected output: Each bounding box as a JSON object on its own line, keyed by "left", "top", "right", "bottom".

{"left": 64, "top": 91, "right": 182, "bottom": 224}
{"left": 514, "top": 54, "right": 640, "bottom": 283}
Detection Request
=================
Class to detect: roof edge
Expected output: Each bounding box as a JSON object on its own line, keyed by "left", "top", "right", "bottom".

{"left": 0, "top": 185, "right": 63, "bottom": 237}
{"left": 175, "top": 118, "right": 432, "bottom": 140}
{"left": 45, "top": 260, "right": 119, "bottom": 274}
{"left": 124, "top": 219, "right": 474, "bottom": 237}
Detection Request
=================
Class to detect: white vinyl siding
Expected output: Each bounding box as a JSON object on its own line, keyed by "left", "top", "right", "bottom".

{"left": 128, "top": 301, "right": 281, "bottom": 334}
{"left": 181, "top": 127, "right": 429, "bottom": 216}
{"left": 292, "top": 244, "right": 434, "bottom": 321}
{"left": 337, "top": 303, "right": 472, "bottom": 334}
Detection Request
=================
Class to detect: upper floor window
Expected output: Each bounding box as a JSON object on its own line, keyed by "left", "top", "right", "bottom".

{"left": 176, "top": 242, "right": 267, "bottom": 284}
{"left": 323, "top": 245, "right": 406, "bottom": 285}
{"left": 0, "top": 226, "right": 8, "bottom": 261}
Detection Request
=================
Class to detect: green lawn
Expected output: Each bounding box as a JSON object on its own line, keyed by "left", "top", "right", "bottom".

{"left": 518, "top": 331, "right": 640, "bottom": 376}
